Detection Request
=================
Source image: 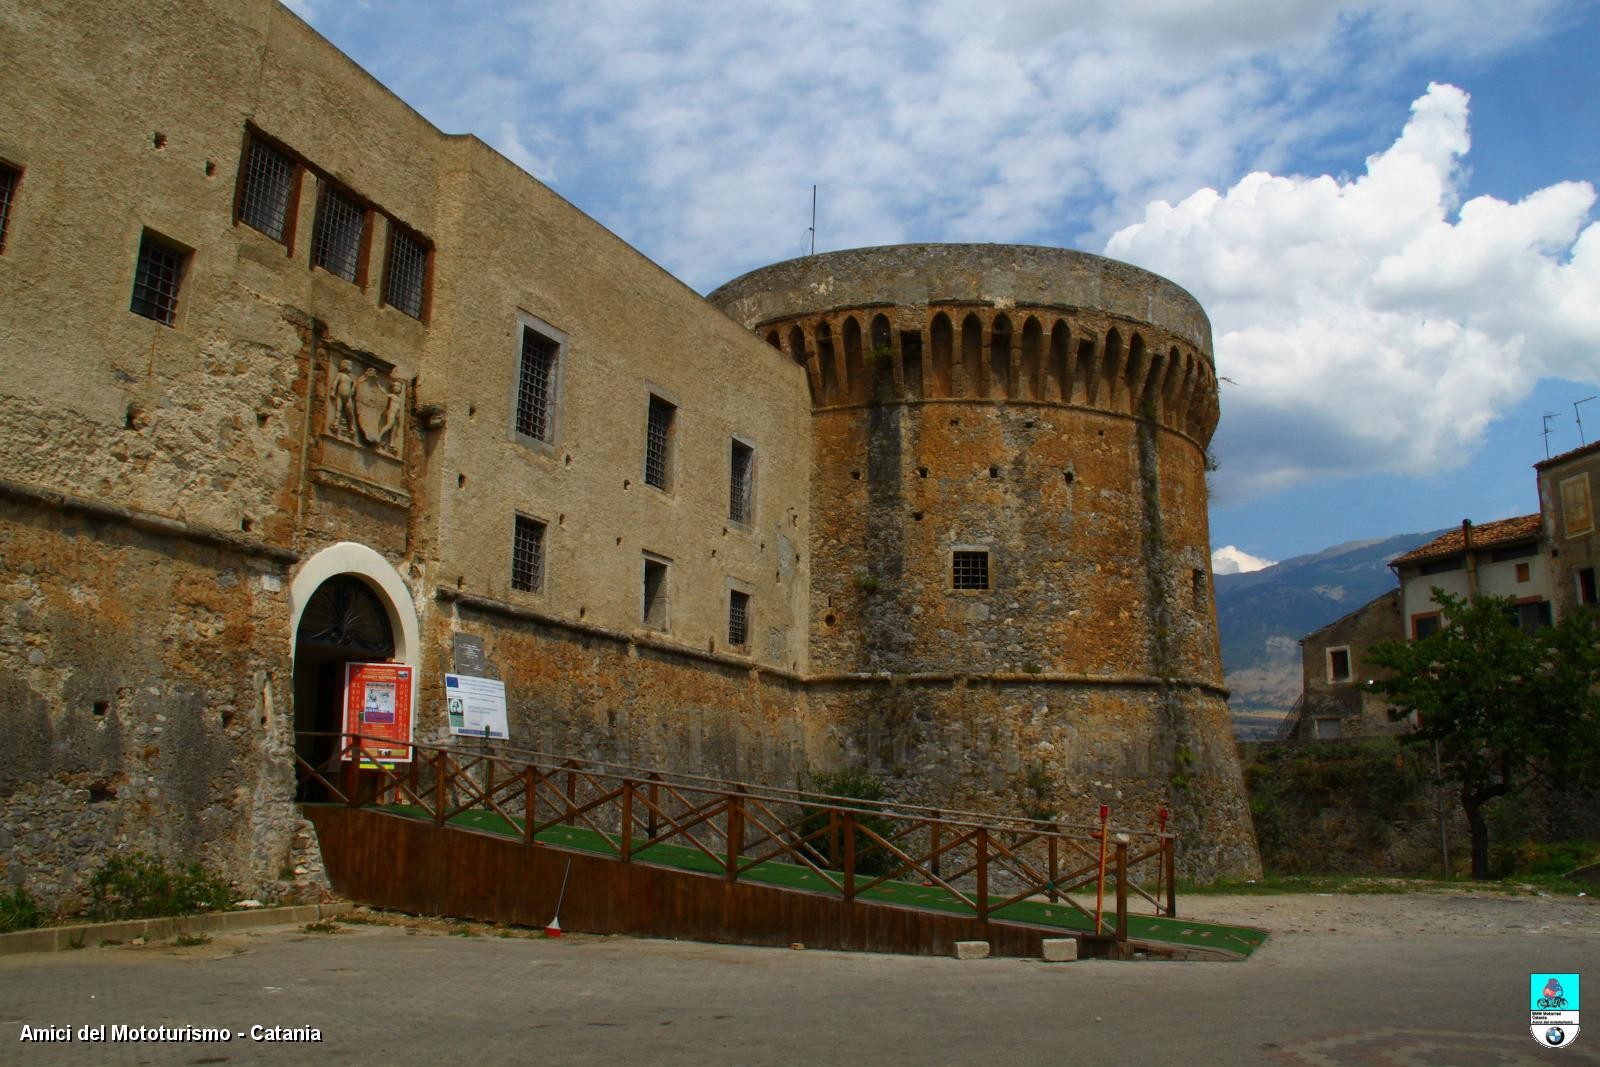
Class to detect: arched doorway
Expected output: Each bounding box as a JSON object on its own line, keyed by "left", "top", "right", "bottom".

{"left": 289, "top": 543, "right": 419, "bottom": 800}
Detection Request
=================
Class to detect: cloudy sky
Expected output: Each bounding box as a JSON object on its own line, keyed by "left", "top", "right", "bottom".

{"left": 287, "top": 0, "right": 1600, "bottom": 569}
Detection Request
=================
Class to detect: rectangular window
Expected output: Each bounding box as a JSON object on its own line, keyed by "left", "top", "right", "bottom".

{"left": 1419, "top": 556, "right": 1463, "bottom": 576}
{"left": 730, "top": 439, "right": 754, "bottom": 525}
{"left": 1515, "top": 561, "right": 1531, "bottom": 583}
{"left": 1562, "top": 475, "right": 1593, "bottom": 537}
{"left": 236, "top": 134, "right": 297, "bottom": 243}
{"left": 0, "top": 163, "right": 18, "bottom": 253}
{"left": 644, "top": 395, "right": 676, "bottom": 490}
{"left": 129, "top": 231, "right": 186, "bottom": 326}
{"left": 1412, "top": 613, "right": 1441, "bottom": 639}
{"left": 383, "top": 224, "right": 429, "bottom": 320}
{"left": 515, "top": 326, "right": 559, "bottom": 443}
{"left": 1192, "top": 568, "right": 1208, "bottom": 608}
{"left": 310, "top": 180, "right": 367, "bottom": 283}
{"left": 642, "top": 555, "right": 670, "bottom": 630}
{"left": 1326, "top": 647, "right": 1351, "bottom": 683}
{"left": 1314, "top": 718, "right": 1341, "bottom": 740}
{"left": 728, "top": 589, "right": 750, "bottom": 648}
{"left": 511, "top": 515, "right": 546, "bottom": 593}
{"left": 1513, "top": 599, "right": 1553, "bottom": 631}
{"left": 952, "top": 549, "right": 990, "bottom": 590}
{"left": 1579, "top": 567, "right": 1598, "bottom": 606}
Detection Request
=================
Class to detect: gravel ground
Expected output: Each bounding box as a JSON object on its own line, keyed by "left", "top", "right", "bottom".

{"left": 1182, "top": 888, "right": 1598, "bottom": 938}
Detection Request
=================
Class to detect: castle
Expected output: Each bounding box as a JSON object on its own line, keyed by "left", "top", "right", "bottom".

{"left": 0, "top": 0, "right": 1259, "bottom": 908}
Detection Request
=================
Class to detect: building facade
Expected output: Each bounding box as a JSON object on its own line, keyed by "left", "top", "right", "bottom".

{"left": 1390, "top": 516, "right": 1551, "bottom": 638}
{"left": 1536, "top": 442, "right": 1600, "bottom": 619}
{"left": 0, "top": 0, "right": 1259, "bottom": 908}
{"left": 1291, "top": 590, "right": 1404, "bottom": 741}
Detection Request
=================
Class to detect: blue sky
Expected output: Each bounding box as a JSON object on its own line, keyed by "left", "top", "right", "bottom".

{"left": 286, "top": 0, "right": 1600, "bottom": 569}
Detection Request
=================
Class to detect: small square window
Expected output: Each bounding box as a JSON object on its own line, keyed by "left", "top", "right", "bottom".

{"left": 1314, "top": 718, "right": 1341, "bottom": 740}
{"left": 511, "top": 515, "right": 545, "bottom": 593}
{"left": 952, "top": 549, "right": 989, "bottom": 590}
{"left": 728, "top": 589, "right": 750, "bottom": 648}
{"left": 1579, "top": 567, "right": 1598, "bottom": 606}
{"left": 0, "top": 163, "right": 19, "bottom": 253}
{"left": 1515, "top": 561, "right": 1531, "bottom": 583}
{"left": 311, "top": 180, "right": 367, "bottom": 283}
{"left": 383, "top": 224, "right": 429, "bottom": 320}
{"left": 642, "top": 555, "right": 670, "bottom": 629}
{"left": 129, "top": 231, "right": 187, "bottom": 326}
{"left": 237, "top": 134, "right": 297, "bottom": 243}
{"left": 1412, "top": 613, "right": 1441, "bottom": 639}
{"left": 730, "top": 439, "right": 754, "bottom": 525}
{"left": 644, "top": 395, "right": 676, "bottom": 490}
{"left": 1327, "top": 647, "right": 1351, "bottom": 683}
{"left": 515, "top": 325, "right": 560, "bottom": 444}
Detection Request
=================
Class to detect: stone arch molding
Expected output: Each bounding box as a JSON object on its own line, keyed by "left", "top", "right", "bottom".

{"left": 289, "top": 542, "right": 421, "bottom": 678}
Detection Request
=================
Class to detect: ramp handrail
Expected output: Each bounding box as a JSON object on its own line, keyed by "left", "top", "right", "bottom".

{"left": 294, "top": 731, "right": 1179, "bottom": 940}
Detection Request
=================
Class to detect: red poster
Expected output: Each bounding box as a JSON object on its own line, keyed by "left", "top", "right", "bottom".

{"left": 341, "top": 661, "right": 414, "bottom": 763}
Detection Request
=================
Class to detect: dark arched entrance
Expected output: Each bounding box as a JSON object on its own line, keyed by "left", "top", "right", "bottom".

{"left": 293, "top": 574, "right": 395, "bottom": 799}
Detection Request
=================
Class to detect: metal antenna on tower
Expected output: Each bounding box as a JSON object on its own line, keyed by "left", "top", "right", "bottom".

{"left": 1542, "top": 412, "right": 1561, "bottom": 459}
{"left": 809, "top": 185, "right": 816, "bottom": 256}
{"left": 1575, "top": 396, "right": 1598, "bottom": 446}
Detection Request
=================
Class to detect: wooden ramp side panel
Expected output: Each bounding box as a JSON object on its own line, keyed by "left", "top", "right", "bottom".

{"left": 306, "top": 806, "right": 1057, "bottom": 958}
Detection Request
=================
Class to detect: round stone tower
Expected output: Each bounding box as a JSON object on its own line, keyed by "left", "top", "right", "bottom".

{"left": 709, "top": 244, "right": 1259, "bottom": 879}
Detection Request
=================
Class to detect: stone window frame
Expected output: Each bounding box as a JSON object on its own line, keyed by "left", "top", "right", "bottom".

{"left": 725, "top": 578, "right": 754, "bottom": 653}
{"left": 510, "top": 512, "right": 547, "bottom": 595}
{"left": 1561, "top": 474, "right": 1592, "bottom": 537}
{"left": 1313, "top": 717, "right": 1342, "bottom": 740}
{"left": 641, "top": 551, "right": 672, "bottom": 631}
{"left": 1325, "top": 645, "right": 1352, "bottom": 684}
{"left": 509, "top": 312, "right": 567, "bottom": 456}
{"left": 949, "top": 544, "right": 991, "bottom": 594}
{"left": 728, "top": 434, "right": 756, "bottom": 528}
{"left": 233, "top": 126, "right": 305, "bottom": 251}
{"left": 641, "top": 384, "right": 682, "bottom": 495}
{"left": 128, "top": 228, "right": 191, "bottom": 328}
{"left": 0, "top": 158, "right": 21, "bottom": 254}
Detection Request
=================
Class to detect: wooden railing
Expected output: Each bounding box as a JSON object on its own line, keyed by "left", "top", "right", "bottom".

{"left": 295, "top": 733, "right": 1178, "bottom": 942}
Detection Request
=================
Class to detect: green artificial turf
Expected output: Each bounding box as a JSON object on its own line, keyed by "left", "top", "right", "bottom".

{"left": 373, "top": 803, "right": 1268, "bottom": 956}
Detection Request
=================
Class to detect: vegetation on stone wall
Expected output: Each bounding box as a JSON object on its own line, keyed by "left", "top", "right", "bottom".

{"left": 87, "top": 853, "right": 234, "bottom": 922}
{"left": 797, "top": 768, "right": 897, "bottom": 876}
{"left": 0, "top": 887, "right": 44, "bottom": 933}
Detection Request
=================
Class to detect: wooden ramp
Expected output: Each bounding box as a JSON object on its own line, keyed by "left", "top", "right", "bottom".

{"left": 299, "top": 735, "right": 1267, "bottom": 961}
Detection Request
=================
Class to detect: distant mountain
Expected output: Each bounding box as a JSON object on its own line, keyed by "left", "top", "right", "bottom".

{"left": 1215, "top": 528, "right": 1447, "bottom": 736}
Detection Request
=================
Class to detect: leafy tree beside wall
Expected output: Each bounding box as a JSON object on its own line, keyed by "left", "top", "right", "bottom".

{"left": 1368, "top": 591, "right": 1600, "bottom": 879}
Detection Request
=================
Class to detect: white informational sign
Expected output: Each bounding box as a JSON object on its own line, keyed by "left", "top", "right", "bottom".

{"left": 444, "top": 673, "right": 510, "bottom": 740}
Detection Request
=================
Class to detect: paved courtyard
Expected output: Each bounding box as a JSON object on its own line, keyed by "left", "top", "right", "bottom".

{"left": 1, "top": 893, "right": 1596, "bottom": 1065}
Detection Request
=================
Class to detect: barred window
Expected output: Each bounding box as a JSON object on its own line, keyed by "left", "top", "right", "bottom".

{"left": 0, "top": 164, "right": 18, "bottom": 253}
{"left": 129, "top": 231, "right": 186, "bottom": 326}
{"left": 237, "top": 136, "right": 296, "bottom": 242}
{"left": 642, "top": 556, "right": 670, "bottom": 629}
{"left": 311, "top": 180, "right": 366, "bottom": 283}
{"left": 515, "top": 326, "right": 558, "bottom": 442}
{"left": 730, "top": 439, "right": 754, "bottom": 525}
{"left": 511, "top": 515, "right": 545, "bottom": 593}
{"left": 728, "top": 590, "right": 750, "bottom": 648}
{"left": 952, "top": 550, "right": 989, "bottom": 590}
{"left": 644, "top": 395, "right": 675, "bottom": 490}
{"left": 383, "top": 224, "right": 429, "bottom": 319}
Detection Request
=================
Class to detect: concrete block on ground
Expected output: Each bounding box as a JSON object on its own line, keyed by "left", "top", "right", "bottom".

{"left": 1040, "top": 938, "right": 1079, "bottom": 962}
{"left": 953, "top": 940, "right": 990, "bottom": 960}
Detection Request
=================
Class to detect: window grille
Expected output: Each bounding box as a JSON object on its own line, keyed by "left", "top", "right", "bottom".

{"left": 511, "top": 515, "right": 545, "bottom": 592}
{"left": 730, "top": 440, "right": 754, "bottom": 524}
{"left": 311, "top": 181, "right": 365, "bottom": 282}
{"left": 952, "top": 550, "right": 989, "bottom": 590}
{"left": 129, "top": 232, "right": 185, "bottom": 326}
{"left": 0, "top": 164, "right": 17, "bottom": 253}
{"left": 237, "top": 137, "right": 296, "bottom": 242}
{"left": 515, "top": 327, "right": 558, "bottom": 442}
{"left": 644, "top": 395, "right": 675, "bottom": 489}
{"left": 643, "top": 557, "right": 669, "bottom": 629}
{"left": 728, "top": 590, "right": 750, "bottom": 647}
{"left": 384, "top": 225, "right": 428, "bottom": 319}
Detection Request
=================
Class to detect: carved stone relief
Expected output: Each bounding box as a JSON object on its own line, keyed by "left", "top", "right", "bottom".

{"left": 324, "top": 352, "right": 405, "bottom": 458}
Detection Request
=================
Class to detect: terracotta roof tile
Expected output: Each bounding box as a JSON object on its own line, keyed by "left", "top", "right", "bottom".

{"left": 1390, "top": 514, "right": 1543, "bottom": 567}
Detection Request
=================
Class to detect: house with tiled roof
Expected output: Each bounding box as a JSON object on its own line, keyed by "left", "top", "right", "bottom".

{"left": 1535, "top": 440, "right": 1600, "bottom": 619}
{"left": 1390, "top": 514, "right": 1552, "bottom": 638}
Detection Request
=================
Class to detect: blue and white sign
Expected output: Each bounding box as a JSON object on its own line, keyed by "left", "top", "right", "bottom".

{"left": 1531, "top": 972, "right": 1580, "bottom": 1049}
{"left": 444, "top": 673, "right": 510, "bottom": 740}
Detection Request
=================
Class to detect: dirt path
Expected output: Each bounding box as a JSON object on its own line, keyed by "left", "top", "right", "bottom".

{"left": 1182, "top": 888, "right": 1598, "bottom": 938}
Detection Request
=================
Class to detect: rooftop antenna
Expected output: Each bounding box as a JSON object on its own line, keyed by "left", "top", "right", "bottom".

{"left": 1575, "top": 396, "right": 1598, "bottom": 446}
{"left": 1542, "top": 412, "right": 1561, "bottom": 459}
{"left": 808, "top": 184, "right": 816, "bottom": 256}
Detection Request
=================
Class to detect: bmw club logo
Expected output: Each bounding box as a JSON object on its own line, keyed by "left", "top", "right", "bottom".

{"left": 1531, "top": 973, "right": 1581, "bottom": 1049}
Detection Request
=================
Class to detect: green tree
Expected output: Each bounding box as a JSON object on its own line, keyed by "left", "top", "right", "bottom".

{"left": 1368, "top": 591, "right": 1600, "bottom": 879}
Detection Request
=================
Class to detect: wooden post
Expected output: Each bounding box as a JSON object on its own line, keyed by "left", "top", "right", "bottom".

{"left": 407, "top": 758, "right": 419, "bottom": 806}
{"left": 647, "top": 777, "right": 660, "bottom": 841}
{"left": 620, "top": 780, "right": 634, "bottom": 861}
{"left": 842, "top": 812, "right": 856, "bottom": 901}
{"left": 1047, "top": 836, "right": 1060, "bottom": 903}
{"left": 485, "top": 759, "right": 495, "bottom": 809}
{"left": 976, "top": 827, "right": 989, "bottom": 922}
{"left": 1115, "top": 836, "right": 1129, "bottom": 944}
{"left": 433, "top": 750, "right": 447, "bottom": 826}
{"left": 343, "top": 750, "right": 360, "bottom": 809}
{"left": 1165, "top": 835, "right": 1178, "bottom": 918}
{"left": 930, "top": 812, "right": 942, "bottom": 880}
{"left": 523, "top": 766, "right": 536, "bottom": 846}
{"left": 565, "top": 761, "right": 577, "bottom": 822}
{"left": 726, "top": 791, "right": 744, "bottom": 882}
{"left": 828, "top": 809, "right": 841, "bottom": 870}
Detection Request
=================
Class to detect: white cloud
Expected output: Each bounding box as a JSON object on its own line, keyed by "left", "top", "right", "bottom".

{"left": 1107, "top": 83, "right": 1600, "bottom": 499}
{"left": 1212, "top": 546, "right": 1276, "bottom": 574}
